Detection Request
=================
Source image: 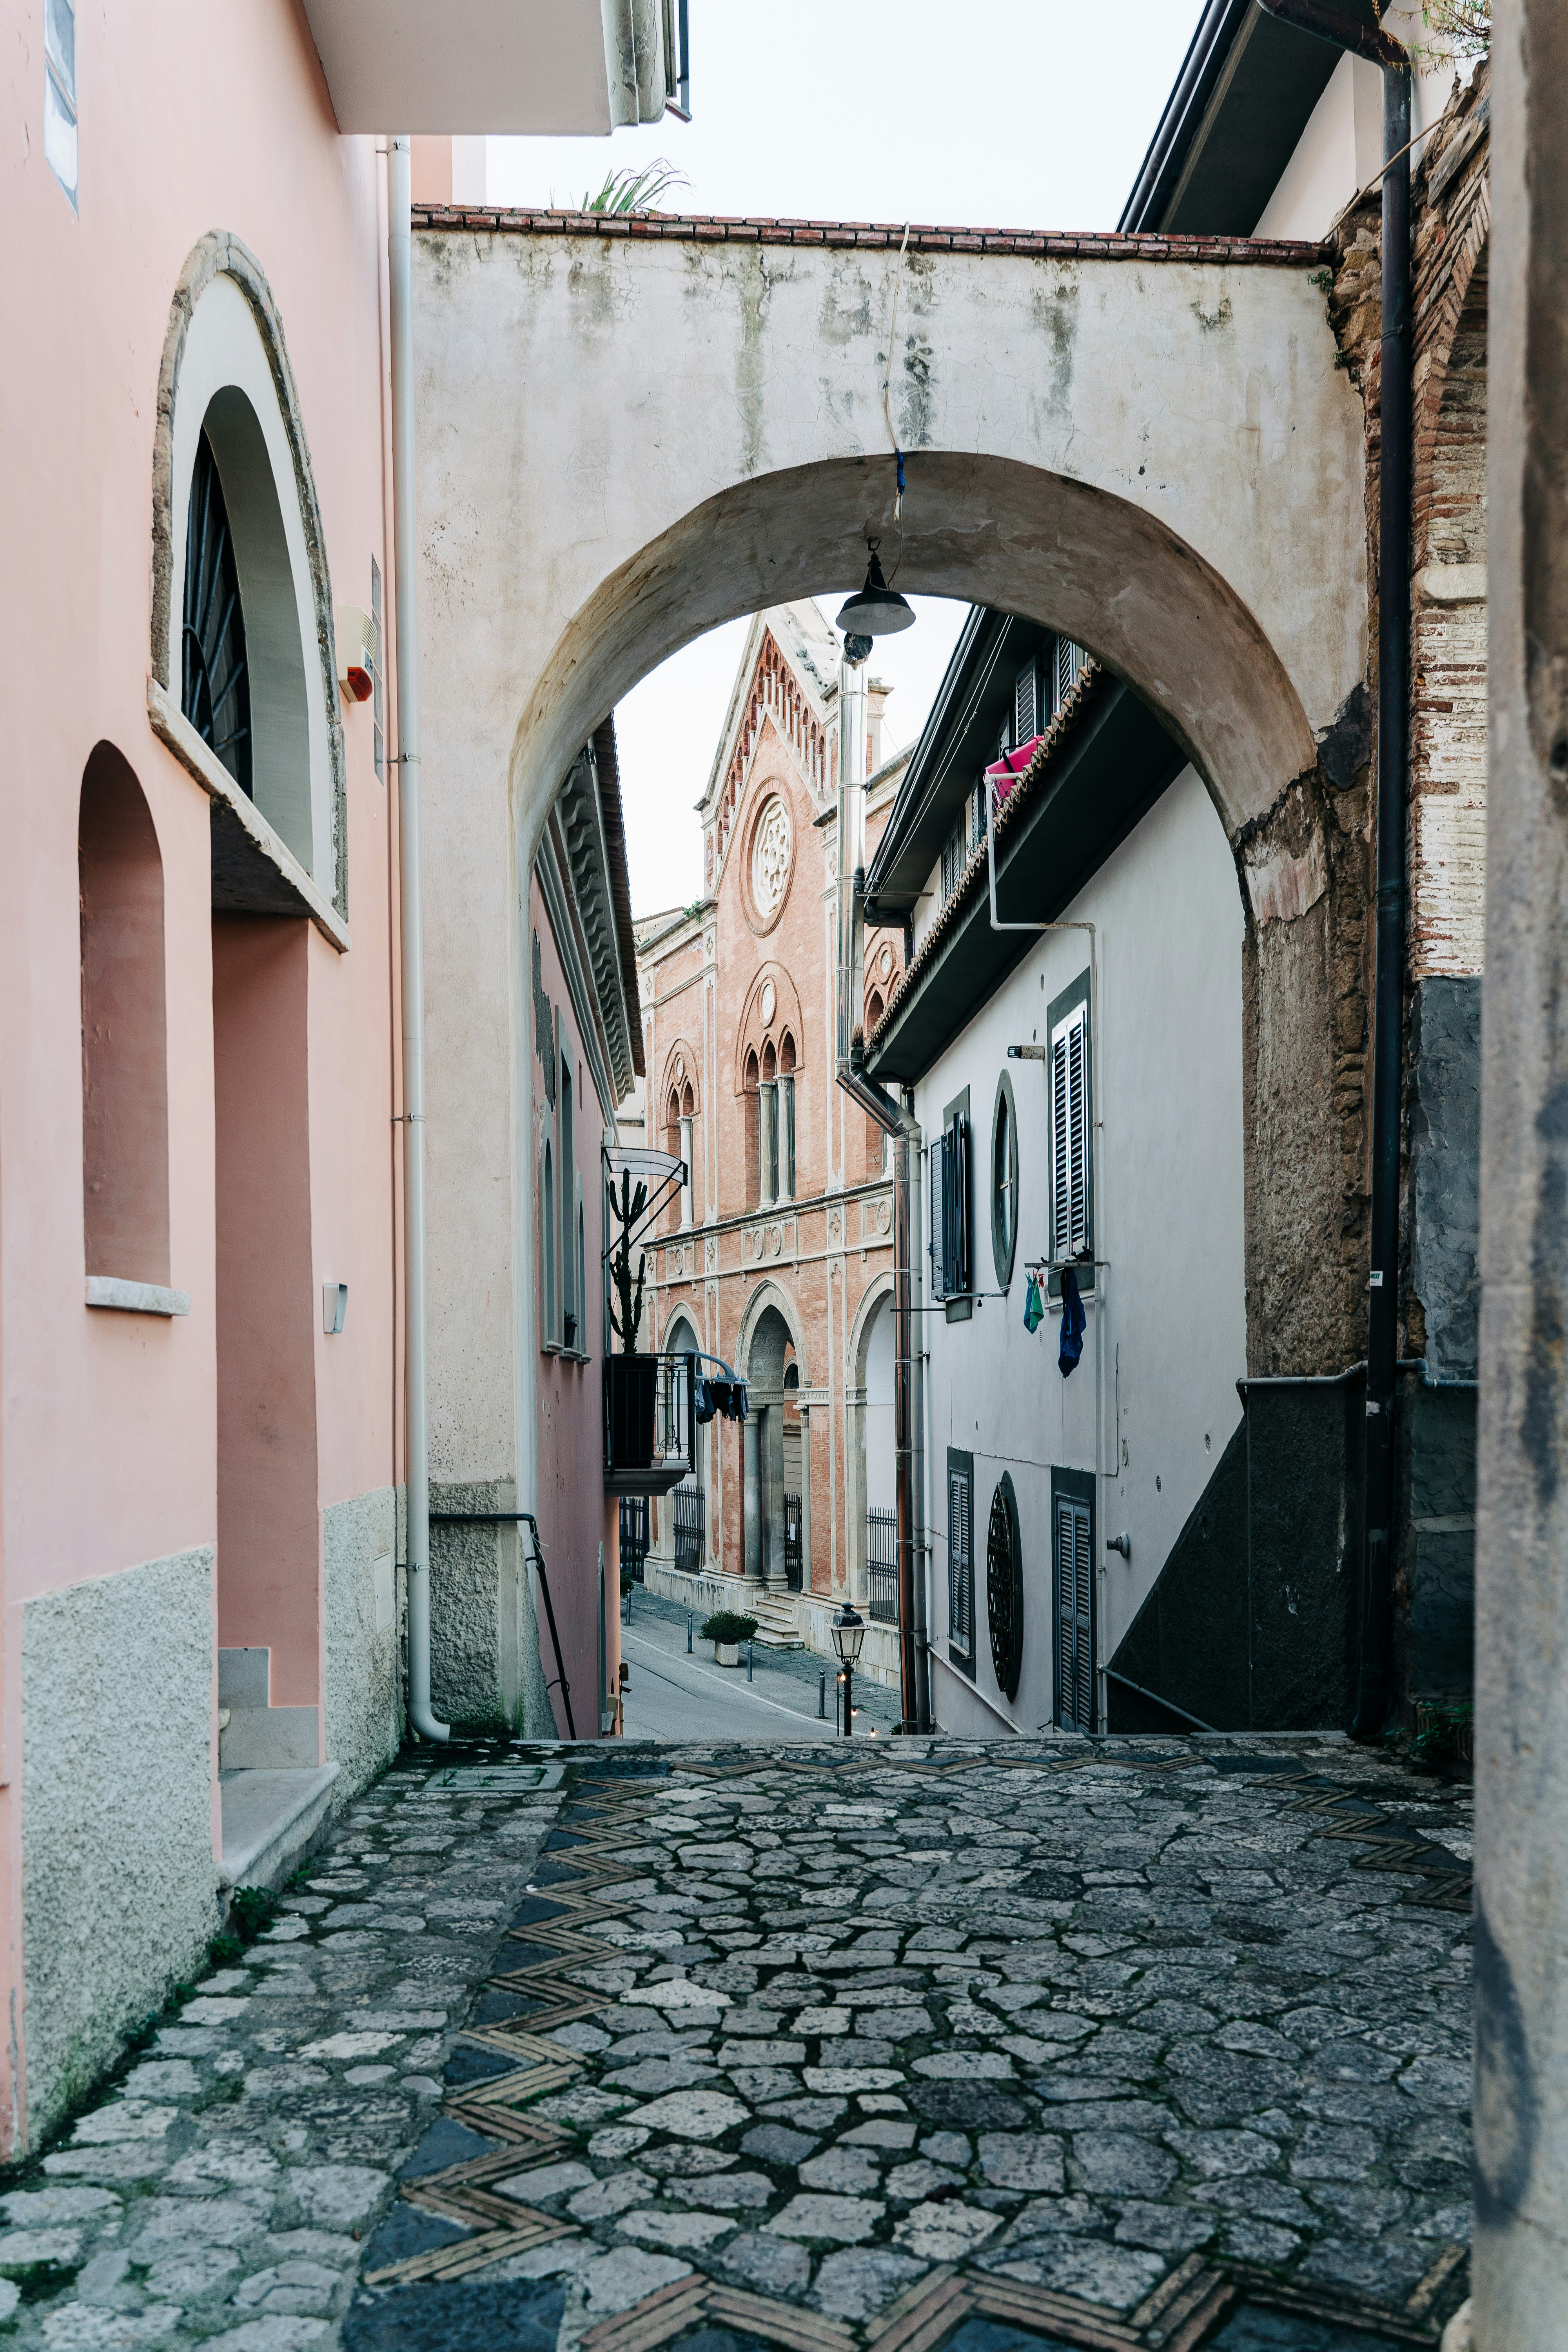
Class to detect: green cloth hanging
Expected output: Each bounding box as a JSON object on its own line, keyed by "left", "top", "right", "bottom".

{"left": 1023, "top": 1272, "right": 1044, "bottom": 1334}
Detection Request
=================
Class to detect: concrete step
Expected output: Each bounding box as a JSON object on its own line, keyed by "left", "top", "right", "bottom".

{"left": 217, "top": 1645, "right": 319, "bottom": 1769}
{"left": 748, "top": 1593, "right": 805, "bottom": 1650}
{"left": 218, "top": 1763, "right": 340, "bottom": 1894}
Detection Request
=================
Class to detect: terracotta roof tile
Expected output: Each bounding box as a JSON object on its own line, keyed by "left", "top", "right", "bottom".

{"left": 408, "top": 206, "right": 1327, "bottom": 267}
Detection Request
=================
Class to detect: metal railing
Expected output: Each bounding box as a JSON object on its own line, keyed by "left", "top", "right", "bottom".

{"left": 866, "top": 1506, "right": 898, "bottom": 1624}
{"left": 604, "top": 1351, "right": 695, "bottom": 1495}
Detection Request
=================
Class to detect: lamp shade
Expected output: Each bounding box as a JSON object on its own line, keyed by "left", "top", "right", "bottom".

{"left": 835, "top": 548, "right": 915, "bottom": 638}
{"left": 831, "top": 1602, "right": 867, "bottom": 1667}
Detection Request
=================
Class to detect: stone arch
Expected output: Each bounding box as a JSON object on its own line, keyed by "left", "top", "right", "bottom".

{"left": 151, "top": 232, "right": 345, "bottom": 911}
{"left": 737, "top": 1281, "right": 808, "bottom": 1392}
{"left": 508, "top": 451, "right": 1327, "bottom": 872}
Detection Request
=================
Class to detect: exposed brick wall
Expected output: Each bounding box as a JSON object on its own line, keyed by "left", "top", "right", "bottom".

{"left": 1326, "top": 66, "right": 1490, "bottom": 987}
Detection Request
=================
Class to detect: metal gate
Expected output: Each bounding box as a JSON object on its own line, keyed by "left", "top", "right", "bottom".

{"left": 866, "top": 1507, "right": 897, "bottom": 1624}
{"left": 784, "top": 1492, "right": 802, "bottom": 1591}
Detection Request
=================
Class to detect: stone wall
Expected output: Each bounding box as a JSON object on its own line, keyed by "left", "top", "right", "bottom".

{"left": 21, "top": 1550, "right": 218, "bottom": 2143}
{"left": 322, "top": 1485, "right": 403, "bottom": 1799}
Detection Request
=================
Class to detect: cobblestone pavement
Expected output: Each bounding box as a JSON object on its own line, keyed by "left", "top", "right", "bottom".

{"left": 0, "top": 1737, "right": 1474, "bottom": 2352}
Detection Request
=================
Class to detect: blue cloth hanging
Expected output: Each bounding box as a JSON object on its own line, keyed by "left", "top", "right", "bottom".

{"left": 1058, "top": 1266, "right": 1086, "bottom": 1378}
{"left": 1023, "top": 1272, "right": 1044, "bottom": 1334}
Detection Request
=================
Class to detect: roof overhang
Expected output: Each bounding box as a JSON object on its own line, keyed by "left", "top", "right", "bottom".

{"left": 1120, "top": 0, "right": 1383, "bottom": 236}
{"left": 866, "top": 679, "right": 1185, "bottom": 1085}
{"left": 300, "top": 0, "right": 670, "bottom": 135}
{"left": 865, "top": 607, "right": 1053, "bottom": 925}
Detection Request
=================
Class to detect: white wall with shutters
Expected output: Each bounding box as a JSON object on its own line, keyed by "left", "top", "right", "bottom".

{"left": 908, "top": 762, "right": 1247, "bottom": 1743}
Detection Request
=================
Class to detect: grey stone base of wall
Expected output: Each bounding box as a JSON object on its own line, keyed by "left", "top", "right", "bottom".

{"left": 323, "top": 1485, "right": 403, "bottom": 1799}
{"left": 1109, "top": 1368, "right": 1477, "bottom": 1733}
{"left": 430, "top": 1485, "right": 552, "bottom": 1738}
{"left": 640, "top": 1559, "right": 902, "bottom": 1688}
{"left": 22, "top": 1548, "right": 219, "bottom": 2145}
{"left": 1109, "top": 1380, "right": 1366, "bottom": 1734}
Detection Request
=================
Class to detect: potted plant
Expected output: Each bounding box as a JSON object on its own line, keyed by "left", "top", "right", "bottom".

{"left": 701, "top": 1610, "right": 758, "bottom": 1667}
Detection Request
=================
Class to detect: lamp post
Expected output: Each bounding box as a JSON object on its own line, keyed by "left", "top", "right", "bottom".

{"left": 831, "top": 1602, "right": 866, "bottom": 1737}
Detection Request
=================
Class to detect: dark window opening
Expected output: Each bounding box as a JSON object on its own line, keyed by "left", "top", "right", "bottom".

{"left": 182, "top": 432, "right": 252, "bottom": 796}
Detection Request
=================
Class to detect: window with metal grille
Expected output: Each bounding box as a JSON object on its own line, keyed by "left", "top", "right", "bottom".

{"left": 1049, "top": 994, "right": 1091, "bottom": 1265}
{"left": 182, "top": 433, "right": 252, "bottom": 796}
{"left": 948, "top": 1449, "right": 974, "bottom": 1671}
{"left": 1052, "top": 1472, "right": 1095, "bottom": 1731}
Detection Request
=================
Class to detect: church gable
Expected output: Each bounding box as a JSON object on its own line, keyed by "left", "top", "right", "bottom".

{"left": 705, "top": 615, "right": 835, "bottom": 896}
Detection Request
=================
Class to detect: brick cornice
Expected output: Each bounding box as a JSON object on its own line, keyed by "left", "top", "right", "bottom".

{"left": 410, "top": 205, "right": 1327, "bottom": 267}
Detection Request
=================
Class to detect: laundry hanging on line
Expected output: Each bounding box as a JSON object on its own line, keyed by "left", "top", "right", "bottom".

{"left": 1058, "top": 1266, "right": 1086, "bottom": 1379}
{"left": 1023, "top": 1271, "right": 1045, "bottom": 1334}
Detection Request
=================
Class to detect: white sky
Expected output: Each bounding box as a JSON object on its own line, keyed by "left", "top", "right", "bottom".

{"left": 489, "top": 0, "right": 1205, "bottom": 914}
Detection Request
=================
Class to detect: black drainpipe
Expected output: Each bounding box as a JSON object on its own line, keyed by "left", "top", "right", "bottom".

{"left": 1257, "top": 1, "right": 1411, "bottom": 1741}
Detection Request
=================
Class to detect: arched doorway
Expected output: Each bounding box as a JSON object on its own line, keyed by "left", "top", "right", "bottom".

{"left": 664, "top": 1310, "right": 704, "bottom": 1577}
{"left": 744, "top": 1300, "right": 797, "bottom": 1592}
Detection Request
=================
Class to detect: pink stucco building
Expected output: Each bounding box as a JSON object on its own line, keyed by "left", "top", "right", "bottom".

{"left": 2, "top": 9, "right": 656, "bottom": 2152}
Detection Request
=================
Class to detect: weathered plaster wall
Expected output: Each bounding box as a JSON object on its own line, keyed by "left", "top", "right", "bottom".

{"left": 411, "top": 219, "right": 1367, "bottom": 1560}
{"left": 322, "top": 1486, "right": 401, "bottom": 1797}
{"left": 22, "top": 1552, "right": 217, "bottom": 2141}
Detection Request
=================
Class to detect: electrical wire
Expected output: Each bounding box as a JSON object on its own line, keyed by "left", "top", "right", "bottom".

{"left": 881, "top": 224, "right": 911, "bottom": 565}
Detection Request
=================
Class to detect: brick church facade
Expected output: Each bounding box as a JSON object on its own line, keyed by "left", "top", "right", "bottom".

{"left": 623, "top": 602, "right": 908, "bottom": 1680}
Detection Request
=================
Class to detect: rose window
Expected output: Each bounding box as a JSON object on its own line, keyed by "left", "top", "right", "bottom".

{"left": 751, "top": 797, "right": 792, "bottom": 917}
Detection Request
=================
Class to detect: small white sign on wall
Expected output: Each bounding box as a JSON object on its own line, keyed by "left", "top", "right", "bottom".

{"left": 373, "top": 1554, "right": 395, "bottom": 1634}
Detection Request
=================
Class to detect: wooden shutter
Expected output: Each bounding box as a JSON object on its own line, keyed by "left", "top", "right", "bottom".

{"left": 929, "top": 1136, "right": 946, "bottom": 1299}
{"left": 1014, "top": 657, "right": 1038, "bottom": 747}
{"left": 949, "top": 1464, "right": 972, "bottom": 1655}
{"left": 943, "top": 1111, "right": 969, "bottom": 1294}
{"left": 1054, "top": 635, "right": 1082, "bottom": 712}
{"left": 1054, "top": 1492, "right": 1093, "bottom": 1730}
{"left": 1050, "top": 1004, "right": 1089, "bottom": 1261}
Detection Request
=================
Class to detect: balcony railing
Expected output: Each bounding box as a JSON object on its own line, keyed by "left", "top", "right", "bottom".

{"left": 867, "top": 1506, "right": 898, "bottom": 1625}
{"left": 604, "top": 1352, "right": 695, "bottom": 1497}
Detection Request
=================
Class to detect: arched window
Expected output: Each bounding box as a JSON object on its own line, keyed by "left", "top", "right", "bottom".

{"left": 991, "top": 1069, "right": 1019, "bottom": 1288}
{"left": 679, "top": 1083, "right": 695, "bottom": 1229}
{"left": 777, "top": 1034, "right": 796, "bottom": 1201}
{"left": 157, "top": 254, "right": 342, "bottom": 909}
{"left": 744, "top": 1049, "right": 761, "bottom": 1212}
{"left": 541, "top": 1139, "right": 556, "bottom": 1342}
{"left": 80, "top": 746, "right": 171, "bottom": 1292}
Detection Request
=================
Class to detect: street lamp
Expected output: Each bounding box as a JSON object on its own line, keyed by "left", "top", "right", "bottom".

{"left": 835, "top": 543, "right": 915, "bottom": 639}
{"left": 831, "top": 1602, "right": 866, "bottom": 1737}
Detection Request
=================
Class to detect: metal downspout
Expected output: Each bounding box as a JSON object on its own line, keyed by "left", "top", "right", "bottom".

{"left": 1256, "top": 3, "right": 1412, "bottom": 1740}
{"left": 389, "top": 136, "right": 449, "bottom": 1744}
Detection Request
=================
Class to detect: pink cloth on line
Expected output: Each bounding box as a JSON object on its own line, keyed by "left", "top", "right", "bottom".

{"left": 983, "top": 733, "right": 1045, "bottom": 805}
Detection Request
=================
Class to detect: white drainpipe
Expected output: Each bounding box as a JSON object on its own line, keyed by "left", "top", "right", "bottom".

{"left": 389, "top": 134, "right": 450, "bottom": 1743}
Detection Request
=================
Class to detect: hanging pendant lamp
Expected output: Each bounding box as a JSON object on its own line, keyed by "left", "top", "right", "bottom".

{"left": 835, "top": 542, "right": 915, "bottom": 638}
